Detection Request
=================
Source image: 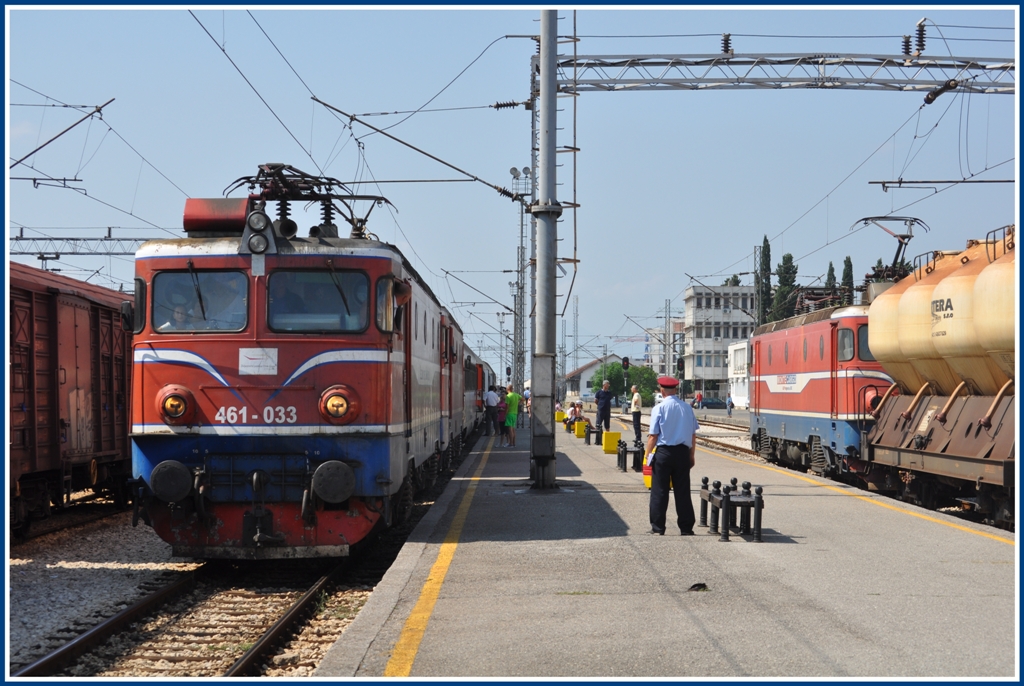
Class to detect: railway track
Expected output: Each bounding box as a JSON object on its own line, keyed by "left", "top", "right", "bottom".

{"left": 14, "top": 424, "right": 486, "bottom": 678}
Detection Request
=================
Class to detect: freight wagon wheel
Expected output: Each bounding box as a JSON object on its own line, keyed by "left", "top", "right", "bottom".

{"left": 393, "top": 478, "right": 413, "bottom": 526}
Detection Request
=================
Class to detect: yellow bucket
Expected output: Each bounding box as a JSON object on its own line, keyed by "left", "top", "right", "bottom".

{"left": 602, "top": 431, "right": 620, "bottom": 454}
{"left": 574, "top": 421, "right": 586, "bottom": 438}
{"left": 555, "top": 411, "right": 566, "bottom": 422}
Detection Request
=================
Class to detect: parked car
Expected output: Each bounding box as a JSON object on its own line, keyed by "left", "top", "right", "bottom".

{"left": 654, "top": 392, "right": 664, "bottom": 405}
{"left": 699, "top": 397, "right": 727, "bottom": 409}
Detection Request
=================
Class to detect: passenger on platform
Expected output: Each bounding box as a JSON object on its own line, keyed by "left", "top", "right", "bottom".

{"left": 595, "top": 380, "right": 613, "bottom": 431}
{"left": 496, "top": 391, "right": 509, "bottom": 447}
{"left": 504, "top": 385, "right": 523, "bottom": 447}
{"left": 630, "top": 384, "right": 643, "bottom": 444}
{"left": 484, "top": 386, "right": 500, "bottom": 436}
{"left": 645, "top": 375, "right": 699, "bottom": 536}
{"left": 726, "top": 394, "right": 735, "bottom": 418}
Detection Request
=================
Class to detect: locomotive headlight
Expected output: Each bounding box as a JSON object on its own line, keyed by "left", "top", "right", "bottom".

{"left": 248, "top": 233, "right": 269, "bottom": 253}
{"left": 325, "top": 393, "right": 349, "bottom": 418}
{"left": 319, "top": 384, "right": 361, "bottom": 425}
{"left": 163, "top": 394, "right": 187, "bottom": 418}
{"left": 247, "top": 211, "right": 270, "bottom": 232}
{"left": 156, "top": 385, "right": 197, "bottom": 425}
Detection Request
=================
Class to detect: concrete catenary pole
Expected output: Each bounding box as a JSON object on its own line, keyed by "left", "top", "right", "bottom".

{"left": 530, "top": 9, "right": 562, "bottom": 489}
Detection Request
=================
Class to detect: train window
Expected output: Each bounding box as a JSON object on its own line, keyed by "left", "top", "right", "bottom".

{"left": 837, "top": 328, "right": 855, "bottom": 362}
{"left": 376, "top": 278, "right": 395, "bottom": 333}
{"left": 858, "top": 325, "right": 876, "bottom": 361}
{"left": 767, "top": 345, "right": 772, "bottom": 366}
{"left": 153, "top": 270, "right": 248, "bottom": 332}
{"left": 267, "top": 270, "right": 368, "bottom": 332}
{"left": 424, "top": 311, "right": 427, "bottom": 343}
{"left": 819, "top": 335, "right": 824, "bottom": 360}
{"left": 803, "top": 337, "right": 807, "bottom": 361}
{"left": 414, "top": 303, "right": 418, "bottom": 340}
{"left": 784, "top": 342, "right": 789, "bottom": 364}
{"left": 432, "top": 318, "right": 435, "bottom": 348}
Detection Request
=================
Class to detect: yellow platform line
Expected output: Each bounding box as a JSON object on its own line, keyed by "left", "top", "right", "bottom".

{"left": 697, "top": 443, "right": 1016, "bottom": 546}
{"left": 383, "top": 436, "right": 494, "bottom": 676}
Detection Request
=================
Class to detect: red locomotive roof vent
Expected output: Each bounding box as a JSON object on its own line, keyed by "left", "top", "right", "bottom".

{"left": 183, "top": 198, "right": 249, "bottom": 236}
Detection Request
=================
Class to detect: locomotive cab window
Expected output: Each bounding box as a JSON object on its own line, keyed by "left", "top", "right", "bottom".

{"left": 153, "top": 270, "right": 248, "bottom": 332}
{"left": 857, "top": 325, "right": 876, "bottom": 361}
{"left": 376, "top": 278, "right": 395, "bottom": 333}
{"left": 837, "top": 328, "right": 855, "bottom": 362}
{"left": 268, "top": 270, "right": 368, "bottom": 332}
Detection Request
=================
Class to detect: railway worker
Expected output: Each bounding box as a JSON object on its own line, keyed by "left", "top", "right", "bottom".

{"left": 504, "top": 385, "right": 523, "bottom": 447}
{"left": 630, "top": 385, "right": 643, "bottom": 444}
{"left": 484, "top": 386, "right": 500, "bottom": 436}
{"left": 595, "top": 380, "right": 613, "bottom": 431}
{"left": 645, "top": 376, "right": 699, "bottom": 536}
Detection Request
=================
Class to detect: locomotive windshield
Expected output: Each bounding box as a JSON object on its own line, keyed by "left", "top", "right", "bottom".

{"left": 857, "top": 325, "right": 876, "bottom": 361}
{"left": 268, "top": 270, "right": 369, "bottom": 332}
{"left": 153, "top": 270, "right": 248, "bottom": 332}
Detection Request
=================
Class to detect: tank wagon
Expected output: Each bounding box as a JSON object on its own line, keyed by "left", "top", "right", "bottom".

{"left": 124, "top": 164, "right": 492, "bottom": 559}
{"left": 9, "top": 261, "right": 133, "bottom": 536}
{"left": 750, "top": 225, "right": 1015, "bottom": 529}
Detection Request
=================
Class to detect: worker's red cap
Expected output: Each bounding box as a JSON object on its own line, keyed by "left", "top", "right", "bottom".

{"left": 657, "top": 376, "right": 679, "bottom": 388}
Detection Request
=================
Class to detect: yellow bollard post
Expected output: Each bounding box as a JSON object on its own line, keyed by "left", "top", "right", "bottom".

{"left": 602, "top": 431, "right": 620, "bottom": 454}
{"left": 555, "top": 411, "right": 566, "bottom": 422}
{"left": 574, "top": 421, "right": 587, "bottom": 438}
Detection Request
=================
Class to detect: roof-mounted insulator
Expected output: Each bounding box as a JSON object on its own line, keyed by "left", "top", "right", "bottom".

{"left": 493, "top": 100, "right": 520, "bottom": 110}
{"left": 916, "top": 21, "right": 926, "bottom": 54}
{"left": 721, "top": 33, "right": 732, "bottom": 55}
{"left": 496, "top": 186, "right": 516, "bottom": 200}
{"left": 902, "top": 35, "right": 912, "bottom": 57}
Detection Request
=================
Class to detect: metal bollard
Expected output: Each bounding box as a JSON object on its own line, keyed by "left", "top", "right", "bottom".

{"left": 584, "top": 425, "right": 591, "bottom": 445}
{"left": 753, "top": 486, "right": 764, "bottom": 542}
{"left": 708, "top": 480, "right": 721, "bottom": 534}
{"left": 617, "top": 441, "right": 627, "bottom": 471}
{"left": 630, "top": 442, "right": 644, "bottom": 472}
{"left": 719, "top": 485, "right": 732, "bottom": 542}
{"left": 594, "top": 425, "right": 603, "bottom": 446}
{"left": 699, "top": 477, "right": 709, "bottom": 527}
{"left": 729, "top": 477, "right": 740, "bottom": 530}
{"left": 740, "top": 481, "right": 752, "bottom": 534}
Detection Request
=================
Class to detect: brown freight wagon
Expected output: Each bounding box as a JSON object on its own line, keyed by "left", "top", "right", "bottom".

{"left": 9, "top": 261, "right": 132, "bottom": 536}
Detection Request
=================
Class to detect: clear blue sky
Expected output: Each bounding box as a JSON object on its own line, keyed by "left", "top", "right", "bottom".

{"left": 7, "top": 7, "right": 1018, "bottom": 376}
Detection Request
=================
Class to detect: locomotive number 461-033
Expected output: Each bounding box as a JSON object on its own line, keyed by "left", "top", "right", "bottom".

{"left": 215, "top": 406, "right": 298, "bottom": 424}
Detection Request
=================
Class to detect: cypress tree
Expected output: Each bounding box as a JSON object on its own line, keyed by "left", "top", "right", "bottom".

{"left": 770, "top": 253, "right": 799, "bottom": 321}
{"left": 757, "top": 236, "right": 772, "bottom": 325}
{"left": 841, "top": 256, "right": 854, "bottom": 305}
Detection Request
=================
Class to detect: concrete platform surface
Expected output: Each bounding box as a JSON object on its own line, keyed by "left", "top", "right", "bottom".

{"left": 316, "top": 417, "right": 1017, "bottom": 679}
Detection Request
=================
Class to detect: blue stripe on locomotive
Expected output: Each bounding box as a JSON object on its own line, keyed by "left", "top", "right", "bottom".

{"left": 750, "top": 411, "right": 864, "bottom": 456}
{"left": 132, "top": 433, "right": 402, "bottom": 502}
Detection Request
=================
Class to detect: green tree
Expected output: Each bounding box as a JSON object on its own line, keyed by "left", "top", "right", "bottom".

{"left": 595, "top": 362, "right": 661, "bottom": 406}
{"left": 770, "top": 253, "right": 799, "bottom": 321}
{"left": 825, "top": 261, "right": 836, "bottom": 290}
{"left": 756, "top": 235, "right": 772, "bottom": 326}
{"left": 841, "top": 256, "right": 854, "bottom": 305}
{"left": 722, "top": 274, "right": 741, "bottom": 287}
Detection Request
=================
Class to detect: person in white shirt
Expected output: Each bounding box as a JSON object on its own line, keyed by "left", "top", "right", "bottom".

{"left": 483, "top": 386, "right": 500, "bottom": 436}
{"left": 630, "top": 385, "right": 643, "bottom": 444}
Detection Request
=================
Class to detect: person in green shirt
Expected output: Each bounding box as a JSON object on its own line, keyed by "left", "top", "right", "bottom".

{"left": 503, "top": 385, "right": 523, "bottom": 447}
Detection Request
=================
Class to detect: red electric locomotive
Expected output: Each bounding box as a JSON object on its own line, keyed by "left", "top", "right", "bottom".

{"left": 125, "top": 164, "right": 491, "bottom": 559}
{"left": 749, "top": 304, "right": 893, "bottom": 478}
{"left": 9, "top": 262, "right": 133, "bottom": 536}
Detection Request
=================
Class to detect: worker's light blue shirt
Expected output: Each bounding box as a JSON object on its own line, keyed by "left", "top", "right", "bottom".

{"left": 648, "top": 395, "right": 699, "bottom": 447}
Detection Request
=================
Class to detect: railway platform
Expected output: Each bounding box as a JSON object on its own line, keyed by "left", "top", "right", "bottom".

{"left": 316, "top": 417, "right": 1017, "bottom": 678}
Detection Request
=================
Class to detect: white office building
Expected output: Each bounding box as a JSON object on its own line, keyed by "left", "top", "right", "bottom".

{"left": 682, "top": 285, "right": 756, "bottom": 399}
